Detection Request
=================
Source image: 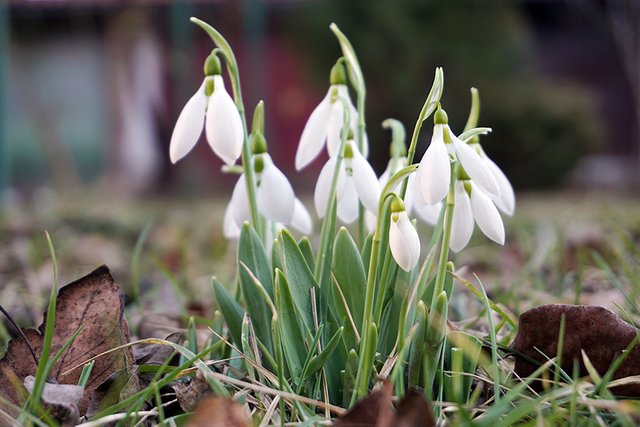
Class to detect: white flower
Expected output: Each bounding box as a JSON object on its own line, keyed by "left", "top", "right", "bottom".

{"left": 170, "top": 75, "right": 243, "bottom": 165}
{"left": 225, "top": 153, "right": 302, "bottom": 238}
{"left": 314, "top": 141, "right": 379, "bottom": 224}
{"left": 418, "top": 123, "right": 499, "bottom": 206}
{"left": 389, "top": 210, "right": 421, "bottom": 271}
{"left": 450, "top": 180, "right": 505, "bottom": 253}
{"left": 366, "top": 158, "right": 441, "bottom": 232}
{"left": 296, "top": 84, "right": 368, "bottom": 170}
{"left": 478, "top": 148, "right": 515, "bottom": 216}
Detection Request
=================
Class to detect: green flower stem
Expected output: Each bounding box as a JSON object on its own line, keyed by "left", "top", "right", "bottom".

{"left": 313, "top": 97, "right": 352, "bottom": 281}
{"left": 356, "top": 92, "right": 366, "bottom": 245}
{"left": 430, "top": 163, "right": 456, "bottom": 314}
{"left": 352, "top": 165, "right": 417, "bottom": 403}
{"left": 400, "top": 68, "right": 443, "bottom": 198}
{"left": 191, "top": 17, "right": 263, "bottom": 240}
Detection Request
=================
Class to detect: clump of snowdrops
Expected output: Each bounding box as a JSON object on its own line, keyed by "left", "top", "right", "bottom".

{"left": 169, "top": 17, "right": 515, "bottom": 423}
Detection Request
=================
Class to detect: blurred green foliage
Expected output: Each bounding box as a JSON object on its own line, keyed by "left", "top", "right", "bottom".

{"left": 286, "top": 0, "right": 602, "bottom": 188}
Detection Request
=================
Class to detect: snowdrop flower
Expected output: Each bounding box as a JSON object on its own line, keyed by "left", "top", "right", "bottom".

{"left": 296, "top": 61, "right": 368, "bottom": 170}
{"left": 170, "top": 52, "right": 243, "bottom": 165}
{"left": 418, "top": 108, "right": 499, "bottom": 206}
{"left": 450, "top": 180, "right": 505, "bottom": 253}
{"left": 314, "top": 140, "right": 379, "bottom": 224}
{"left": 466, "top": 141, "right": 515, "bottom": 216}
{"left": 223, "top": 133, "right": 308, "bottom": 239}
{"left": 223, "top": 194, "right": 312, "bottom": 239}
{"left": 389, "top": 196, "right": 421, "bottom": 271}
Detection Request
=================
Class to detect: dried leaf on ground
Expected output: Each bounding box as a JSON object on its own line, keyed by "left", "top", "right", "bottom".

{"left": 173, "top": 371, "right": 211, "bottom": 412}
{"left": 334, "top": 381, "right": 435, "bottom": 427}
{"left": 185, "top": 396, "right": 249, "bottom": 427}
{"left": 393, "top": 388, "right": 436, "bottom": 427}
{"left": 333, "top": 380, "right": 393, "bottom": 427}
{"left": 0, "top": 265, "right": 137, "bottom": 416}
{"left": 511, "top": 304, "right": 640, "bottom": 396}
{"left": 23, "top": 375, "right": 83, "bottom": 425}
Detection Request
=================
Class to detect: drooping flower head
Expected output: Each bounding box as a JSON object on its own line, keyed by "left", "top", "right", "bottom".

{"left": 466, "top": 139, "right": 515, "bottom": 216}
{"left": 170, "top": 51, "right": 243, "bottom": 165}
{"left": 223, "top": 131, "right": 311, "bottom": 239}
{"left": 418, "top": 107, "right": 500, "bottom": 206}
{"left": 462, "top": 88, "right": 515, "bottom": 216}
{"left": 449, "top": 174, "right": 505, "bottom": 253}
{"left": 389, "top": 195, "right": 421, "bottom": 271}
{"left": 314, "top": 138, "right": 379, "bottom": 224}
{"left": 296, "top": 60, "right": 368, "bottom": 170}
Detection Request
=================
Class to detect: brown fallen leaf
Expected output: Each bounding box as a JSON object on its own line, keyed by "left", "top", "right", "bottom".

{"left": 333, "top": 381, "right": 435, "bottom": 427}
{"left": 511, "top": 304, "right": 640, "bottom": 396}
{"left": 333, "top": 380, "right": 394, "bottom": 427}
{"left": 185, "top": 396, "right": 249, "bottom": 427}
{"left": 0, "top": 265, "right": 137, "bottom": 416}
{"left": 393, "top": 388, "right": 436, "bottom": 427}
{"left": 173, "top": 371, "right": 211, "bottom": 412}
{"left": 23, "top": 375, "right": 83, "bottom": 426}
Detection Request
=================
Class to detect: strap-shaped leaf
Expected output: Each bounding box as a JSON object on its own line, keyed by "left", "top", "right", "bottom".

{"left": 332, "top": 228, "right": 366, "bottom": 332}
{"left": 238, "top": 223, "right": 273, "bottom": 352}
{"left": 303, "top": 326, "right": 344, "bottom": 381}
{"left": 212, "top": 278, "right": 244, "bottom": 346}
{"left": 274, "top": 269, "right": 309, "bottom": 382}
{"left": 279, "top": 229, "right": 317, "bottom": 330}
{"left": 298, "top": 237, "right": 315, "bottom": 271}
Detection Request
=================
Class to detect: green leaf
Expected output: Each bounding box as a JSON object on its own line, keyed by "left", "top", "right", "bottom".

{"left": 238, "top": 223, "right": 274, "bottom": 352}
{"left": 239, "top": 223, "right": 274, "bottom": 297}
{"left": 279, "top": 229, "right": 317, "bottom": 330}
{"left": 408, "top": 301, "right": 428, "bottom": 387}
{"left": 445, "top": 331, "right": 482, "bottom": 403}
{"left": 330, "top": 274, "right": 359, "bottom": 352}
{"left": 212, "top": 277, "right": 244, "bottom": 346}
{"left": 298, "top": 237, "right": 315, "bottom": 270}
{"left": 303, "top": 327, "right": 344, "bottom": 381}
{"left": 342, "top": 349, "right": 359, "bottom": 406}
{"left": 274, "top": 269, "right": 309, "bottom": 382}
{"left": 329, "top": 23, "right": 365, "bottom": 96}
{"left": 332, "top": 228, "right": 366, "bottom": 331}
{"left": 271, "top": 236, "right": 284, "bottom": 274}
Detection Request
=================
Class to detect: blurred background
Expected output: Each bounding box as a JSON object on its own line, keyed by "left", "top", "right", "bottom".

{"left": 0, "top": 0, "right": 639, "bottom": 338}
{"left": 1, "top": 0, "right": 639, "bottom": 201}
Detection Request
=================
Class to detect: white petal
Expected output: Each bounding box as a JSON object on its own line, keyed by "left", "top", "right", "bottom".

{"left": 350, "top": 144, "right": 380, "bottom": 214}
{"left": 484, "top": 156, "right": 515, "bottom": 215}
{"left": 290, "top": 199, "right": 313, "bottom": 235}
{"left": 296, "top": 89, "right": 332, "bottom": 170}
{"left": 365, "top": 210, "right": 377, "bottom": 233}
{"left": 223, "top": 201, "right": 240, "bottom": 239}
{"left": 257, "top": 155, "right": 295, "bottom": 224}
{"left": 205, "top": 75, "right": 244, "bottom": 166}
{"left": 327, "top": 102, "right": 345, "bottom": 158}
{"left": 169, "top": 79, "right": 207, "bottom": 163}
{"left": 450, "top": 181, "right": 474, "bottom": 253}
{"left": 361, "top": 131, "right": 370, "bottom": 158}
{"left": 314, "top": 157, "right": 343, "bottom": 218}
{"left": 389, "top": 212, "right": 421, "bottom": 271}
{"left": 470, "top": 184, "right": 505, "bottom": 245}
{"left": 418, "top": 124, "right": 450, "bottom": 205}
{"left": 230, "top": 175, "right": 251, "bottom": 228}
{"left": 406, "top": 174, "right": 441, "bottom": 225}
{"left": 336, "top": 177, "right": 359, "bottom": 224}
{"left": 452, "top": 133, "right": 499, "bottom": 197}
